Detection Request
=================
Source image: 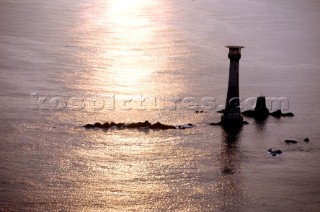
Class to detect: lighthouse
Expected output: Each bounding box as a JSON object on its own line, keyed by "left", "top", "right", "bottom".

{"left": 221, "top": 46, "right": 244, "bottom": 127}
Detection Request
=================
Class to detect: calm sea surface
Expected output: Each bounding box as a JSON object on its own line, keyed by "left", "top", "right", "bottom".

{"left": 1, "top": 0, "right": 320, "bottom": 211}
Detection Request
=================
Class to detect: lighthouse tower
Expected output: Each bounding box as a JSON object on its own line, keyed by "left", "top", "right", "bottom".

{"left": 221, "top": 46, "right": 244, "bottom": 127}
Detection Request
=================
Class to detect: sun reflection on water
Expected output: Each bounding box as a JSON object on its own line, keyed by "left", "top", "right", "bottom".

{"left": 70, "top": 0, "right": 175, "bottom": 95}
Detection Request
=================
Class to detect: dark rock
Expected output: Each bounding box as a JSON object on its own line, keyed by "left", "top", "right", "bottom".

{"left": 126, "top": 121, "right": 151, "bottom": 128}
{"left": 269, "top": 110, "right": 282, "bottom": 118}
{"left": 102, "top": 122, "right": 110, "bottom": 128}
{"left": 115, "top": 123, "right": 125, "bottom": 128}
{"left": 150, "top": 122, "right": 176, "bottom": 130}
{"left": 268, "top": 148, "right": 282, "bottom": 156}
{"left": 93, "top": 122, "right": 102, "bottom": 128}
{"left": 304, "top": 137, "right": 310, "bottom": 142}
{"left": 242, "top": 110, "right": 255, "bottom": 117}
{"left": 243, "top": 121, "right": 249, "bottom": 124}
{"left": 253, "top": 96, "right": 270, "bottom": 120}
{"left": 284, "top": 140, "right": 298, "bottom": 144}
{"left": 109, "top": 122, "right": 125, "bottom": 128}
{"left": 221, "top": 167, "right": 235, "bottom": 175}
{"left": 240, "top": 96, "right": 294, "bottom": 120}
{"left": 84, "top": 121, "right": 191, "bottom": 130}
{"left": 177, "top": 123, "right": 193, "bottom": 129}
{"left": 84, "top": 124, "right": 94, "bottom": 129}
{"left": 268, "top": 148, "right": 282, "bottom": 154}
{"left": 209, "top": 122, "right": 222, "bottom": 126}
{"left": 270, "top": 110, "right": 294, "bottom": 118}
{"left": 274, "top": 150, "right": 282, "bottom": 154}
{"left": 282, "top": 112, "right": 294, "bottom": 117}
{"left": 243, "top": 109, "right": 294, "bottom": 119}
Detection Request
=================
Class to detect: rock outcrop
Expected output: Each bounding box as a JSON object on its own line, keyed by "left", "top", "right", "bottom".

{"left": 284, "top": 139, "right": 298, "bottom": 144}
{"left": 268, "top": 148, "right": 282, "bottom": 156}
{"left": 84, "top": 121, "right": 193, "bottom": 130}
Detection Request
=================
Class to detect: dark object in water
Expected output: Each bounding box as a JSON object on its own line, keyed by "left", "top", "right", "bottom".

{"left": 102, "top": 122, "right": 110, "bottom": 128}
{"left": 195, "top": 110, "right": 204, "bottom": 113}
{"left": 241, "top": 96, "right": 294, "bottom": 120}
{"left": 126, "top": 121, "right": 151, "bottom": 128}
{"left": 254, "top": 96, "right": 269, "bottom": 120}
{"left": 84, "top": 122, "right": 125, "bottom": 129}
{"left": 209, "top": 122, "right": 222, "bottom": 126}
{"left": 282, "top": 112, "right": 294, "bottom": 117}
{"left": 109, "top": 122, "right": 125, "bottom": 128}
{"left": 304, "top": 137, "right": 310, "bottom": 142}
{"left": 84, "top": 124, "right": 94, "bottom": 129}
{"left": 221, "top": 46, "right": 245, "bottom": 128}
{"left": 84, "top": 122, "right": 102, "bottom": 128}
{"left": 268, "top": 148, "right": 282, "bottom": 155}
{"left": 269, "top": 110, "right": 294, "bottom": 118}
{"left": 284, "top": 140, "right": 298, "bottom": 144}
{"left": 177, "top": 123, "right": 193, "bottom": 129}
{"left": 221, "top": 167, "right": 236, "bottom": 175}
{"left": 242, "top": 109, "right": 294, "bottom": 118}
{"left": 84, "top": 121, "right": 192, "bottom": 130}
{"left": 149, "top": 122, "right": 176, "bottom": 130}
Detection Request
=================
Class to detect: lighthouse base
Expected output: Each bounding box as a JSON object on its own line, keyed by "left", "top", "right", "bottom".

{"left": 221, "top": 115, "right": 244, "bottom": 128}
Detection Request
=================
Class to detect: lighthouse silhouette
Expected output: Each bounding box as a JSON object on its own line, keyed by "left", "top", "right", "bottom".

{"left": 221, "top": 46, "right": 244, "bottom": 127}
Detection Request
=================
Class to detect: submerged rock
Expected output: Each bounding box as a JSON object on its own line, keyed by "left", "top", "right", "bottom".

{"left": 177, "top": 123, "right": 193, "bottom": 129}
{"left": 268, "top": 149, "right": 282, "bottom": 155}
{"left": 269, "top": 110, "right": 282, "bottom": 118}
{"left": 195, "top": 110, "right": 204, "bottom": 113}
{"left": 221, "top": 167, "right": 236, "bottom": 175}
{"left": 209, "top": 122, "right": 222, "bottom": 126}
{"left": 281, "top": 112, "right": 294, "bottom": 117}
{"left": 304, "top": 137, "right": 310, "bottom": 142}
{"left": 284, "top": 140, "right": 298, "bottom": 144}
{"left": 269, "top": 110, "right": 294, "bottom": 118}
